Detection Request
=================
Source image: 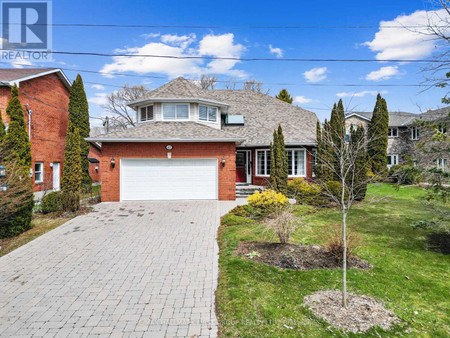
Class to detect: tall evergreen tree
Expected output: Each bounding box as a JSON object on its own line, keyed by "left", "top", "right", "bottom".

{"left": 3, "top": 85, "right": 31, "bottom": 167}
{"left": 68, "top": 74, "right": 91, "bottom": 187}
{"left": 350, "top": 125, "right": 368, "bottom": 200}
{"left": 269, "top": 124, "right": 288, "bottom": 193}
{"left": 0, "top": 109, "right": 5, "bottom": 143}
{"left": 275, "top": 89, "right": 293, "bottom": 104}
{"left": 368, "top": 94, "right": 389, "bottom": 176}
{"left": 61, "top": 122, "right": 82, "bottom": 194}
{"left": 0, "top": 85, "right": 33, "bottom": 238}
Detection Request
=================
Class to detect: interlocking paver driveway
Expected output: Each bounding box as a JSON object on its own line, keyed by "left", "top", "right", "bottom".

{"left": 0, "top": 201, "right": 225, "bottom": 337}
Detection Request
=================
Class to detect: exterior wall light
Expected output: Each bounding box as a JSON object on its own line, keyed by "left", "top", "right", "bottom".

{"left": 111, "top": 157, "right": 116, "bottom": 168}
{"left": 0, "top": 165, "right": 5, "bottom": 177}
{"left": 95, "top": 165, "right": 99, "bottom": 172}
{"left": 222, "top": 156, "right": 226, "bottom": 167}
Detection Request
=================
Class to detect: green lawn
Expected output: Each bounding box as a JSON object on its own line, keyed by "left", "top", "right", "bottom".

{"left": 216, "top": 184, "right": 450, "bottom": 337}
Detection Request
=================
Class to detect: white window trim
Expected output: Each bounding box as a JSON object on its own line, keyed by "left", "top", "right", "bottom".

{"left": 255, "top": 148, "right": 307, "bottom": 178}
{"left": 138, "top": 105, "right": 154, "bottom": 123}
{"left": 411, "top": 127, "right": 419, "bottom": 140}
{"left": 34, "top": 162, "right": 44, "bottom": 183}
{"left": 387, "top": 154, "right": 398, "bottom": 168}
{"left": 162, "top": 103, "right": 190, "bottom": 121}
{"left": 255, "top": 149, "right": 270, "bottom": 177}
{"left": 198, "top": 104, "right": 218, "bottom": 123}
{"left": 388, "top": 127, "right": 398, "bottom": 138}
{"left": 437, "top": 158, "right": 447, "bottom": 171}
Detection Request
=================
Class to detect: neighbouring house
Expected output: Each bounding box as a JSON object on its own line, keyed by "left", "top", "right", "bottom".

{"left": 0, "top": 68, "right": 71, "bottom": 198}
{"left": 88, "top": 142, "right": 102, "bottom": 184}
{"left": 345, "top": 107, "right": 449, "bottom": 170}
{"left": 86, "top": 77, "right": 318, "bottom": 201}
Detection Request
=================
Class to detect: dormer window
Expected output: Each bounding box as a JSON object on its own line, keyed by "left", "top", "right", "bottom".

{"left": 199, "top": 105, "right": 217, "bottom": 122}
{"left": 162, "top": 103, "right": 189, "bottom": 120}
{"left": 139, "top": 105, "right": 153, "bottom": 122}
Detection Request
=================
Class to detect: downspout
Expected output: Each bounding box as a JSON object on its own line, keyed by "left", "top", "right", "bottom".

{"left": 25, "top": 104, "right": 31, "bottom": 141}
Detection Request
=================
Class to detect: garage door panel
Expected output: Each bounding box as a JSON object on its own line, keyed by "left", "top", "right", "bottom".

{"left": 121, "top": 159, "right": 218, "bottom": 200}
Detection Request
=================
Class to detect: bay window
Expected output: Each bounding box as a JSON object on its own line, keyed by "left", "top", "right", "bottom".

{"left": 255, "top": 149, "right": 306, "bottom": 177}
{"left": 139, "top": 105, "right": 153, "bottom": 122}
{"left": 199, "top": 105, "right": 217, "bottom": 122}
{"left": 162, "top": 103, "right": 189, "bottom": 120}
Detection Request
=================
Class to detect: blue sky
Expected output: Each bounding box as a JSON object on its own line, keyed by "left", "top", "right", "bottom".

{"left": 8, "top": 0, "right": 449, "bottom": 125}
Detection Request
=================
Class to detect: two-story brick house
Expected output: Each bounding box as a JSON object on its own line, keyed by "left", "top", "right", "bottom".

{"left": 0, "top": 68, "right": 71, "bottom": 197}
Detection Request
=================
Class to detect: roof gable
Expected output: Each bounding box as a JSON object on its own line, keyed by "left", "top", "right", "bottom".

{"left": 0, "top": 68, "right": 71, "bottom": 90}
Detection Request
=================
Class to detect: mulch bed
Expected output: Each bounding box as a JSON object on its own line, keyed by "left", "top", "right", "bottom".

{"left": 303, "top": 290, "right": 398, "bottom": 333}
{"left": 236, "top": 241, "right": 371, "bottom": 270}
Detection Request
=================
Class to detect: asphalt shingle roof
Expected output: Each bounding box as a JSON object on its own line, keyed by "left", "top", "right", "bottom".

{"left": 209, "top": 89, "right": 318, "bottom": 146}
{"left": 86, "top": 121, "right": 243, "bottom": 142}
{"left": 0, "top": 68, "right": 58, "bottom": 82}
{"left": 348, "top": 111, "right": 418, "bottom": 126}
{"left": 93, "top": 77, "right": 319, "bottom": 146}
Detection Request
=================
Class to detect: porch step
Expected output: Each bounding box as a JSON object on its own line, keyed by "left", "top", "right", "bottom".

{"left": 236, "top": 184, "right": 265, "bottom": 197}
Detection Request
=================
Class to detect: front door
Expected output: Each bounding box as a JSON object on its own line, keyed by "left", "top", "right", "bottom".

{"left": 236, "top": 150, "right": 252, "bottom": 183}
{"left": 52, "top": 162, "right": 60, "bottom": 191}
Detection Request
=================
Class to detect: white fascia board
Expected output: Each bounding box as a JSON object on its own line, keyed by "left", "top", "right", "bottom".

{"left": 345, "top": 112, "right": 371, "bottom": 121}
{"left": 129, "top": 97, "right": 229, "bottom": 109}
{"left": 242, "top": 142, "right": 317, "bottom": 147}
{"left": 86, "top": 137, "right": 245, "bottom": 143}
{"left": 6, "top": 69, "right": 71, "bottom": 90}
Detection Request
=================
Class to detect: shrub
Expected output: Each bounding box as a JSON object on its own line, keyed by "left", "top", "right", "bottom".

{"left": 222, "top": 214, "right": 254, "bottom": 226}
{"left": 265, "top": 208, "right": 297, "bottom": 244}
{"left": 411, "top": 219, "right": 437, "bottom": 230}
{"left": 229, "top": 204, "right": 255, "bottom": 218}
{"left": 61, "top": 191, "right": 80, "bottom": 212}
{"left": 288, "top": 178, "right": 324, "bottom": 206}
{"left": 318, "top": 224, "right": 363, "bottom": 262}
{"left": 0, "top": 199, "right": 34, "bottom": 238}
{"left": 389, "top": 165, "right": 422, "bottom": 185}
{"left": 41, "top": 191, "right": 63, "bottom": 214}
{"left": 247, "top": 189, "right": 289, "bottom": 217}
{"left": 323, "top": 181, "right": 344, "bottom": 202}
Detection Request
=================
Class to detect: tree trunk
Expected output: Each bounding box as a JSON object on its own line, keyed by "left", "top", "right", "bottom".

{"left": 342, "top": 176, "right": 348, "bottom": 308}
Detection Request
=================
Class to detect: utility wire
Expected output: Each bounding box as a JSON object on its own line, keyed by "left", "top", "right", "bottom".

{"left": 4, "top": 22, "right": 448, "bottom": 29}
{"left": 3, "top": 49, "right": 439, "bottom": 63}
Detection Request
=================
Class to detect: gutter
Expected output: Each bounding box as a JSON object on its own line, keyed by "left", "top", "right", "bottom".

{"left": 241, "top": 142, "right": 317, "bottom": 147}
{"left": 85, "top": 137, "right": 246, "bottom": 143}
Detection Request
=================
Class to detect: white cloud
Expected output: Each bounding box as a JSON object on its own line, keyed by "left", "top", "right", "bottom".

{"left": 303, "top": 67, "right": 327, "bottom": 83}
{"left": 101, "top": 33, "right": 247, "bottom": 78}
{"left": 161, "top": 33, "right": 196, "bottom": 48}
{"left": 365, "top": 66, "right": 403, "bottom": 81}
{"left": 269, "top": 45, "right": 283, "bottom": 58}
{"left": 141, "top": 32, "right": 160, "bottom": 39}
{"left": 11, "top": 59, "right": 34, "bottom": 68}
{"left": 91, "top": 84, "right": 105, "bottom": 90}
{"left": 363, "top": 9, "right": 449, "bottom": 60}
{"left": 336, "top": 90, "right": 388, "bottom": 98}
{"left": 88, "top": 93, "right": 108, "bottom": 105}
{"left": 293, "top": 95, "right": 312, "bottom": 104}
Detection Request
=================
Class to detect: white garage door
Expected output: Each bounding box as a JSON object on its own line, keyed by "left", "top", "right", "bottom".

{"left": 120, "top": 158, "right": 218, "bottom": 201}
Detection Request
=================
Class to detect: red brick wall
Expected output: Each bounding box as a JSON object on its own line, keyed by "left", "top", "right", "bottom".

{"left": 0, "top": 73, "right": 70, "bottom": 192}
{"left": 89, "top": 144, "right": 102, "bottom": 183}
{"left": 100, "top": 142, "right": 236, "bottom": 201}
{"left": 250, "top": 146, "right": 315, "bottom": 186}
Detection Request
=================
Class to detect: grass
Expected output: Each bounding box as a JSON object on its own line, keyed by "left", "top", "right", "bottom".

{"left": 0, "top": 214, "right": 72, "bottom": 257}
{"left": 216, "top": 184, "right": 450, "bottom": 337}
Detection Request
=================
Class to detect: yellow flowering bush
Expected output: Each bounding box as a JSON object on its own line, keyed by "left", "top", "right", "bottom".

{"left": 247, "top": 189, "right": 289, "bottom": 216}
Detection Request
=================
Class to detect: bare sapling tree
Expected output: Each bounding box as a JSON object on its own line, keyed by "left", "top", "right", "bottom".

{"left": 242, "top": 79, "right": 270, "bottom": 94}
{"left": 314, "top": 109, "right": 387, "bottom": 307}
{"left": 103, "top": 84, "right": 150, "bottom": 130}
{"left": 199, "top": 74, "right": 218, "bottom": 90}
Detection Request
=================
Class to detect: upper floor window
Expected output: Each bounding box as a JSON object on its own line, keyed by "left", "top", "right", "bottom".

{"left": 439, "top": 124, "right": 447, "bottom": 134}
{"left": 139, "top": 105, "right": 153, "bottom": 122}
{"left": 388, "top": 127, "right": 398, "bottom": 137}
{"left": 34, "top": 162, "right": 43, "bottom": 183}
{"left": 411, "top": 127, "right": 419, "bottom": 140}
{"left": 199, "top": 105, "right": 217, "bottom": 122}
{"left": 437, "top": 158, "right": 448, "bottom": 171}
{"left": 162, "top": 103, "right": 189, "bottom": 120}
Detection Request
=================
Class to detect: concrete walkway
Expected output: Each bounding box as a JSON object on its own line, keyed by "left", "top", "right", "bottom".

{"left": 0, "top": 200, "right": 239, "bottom": 337}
